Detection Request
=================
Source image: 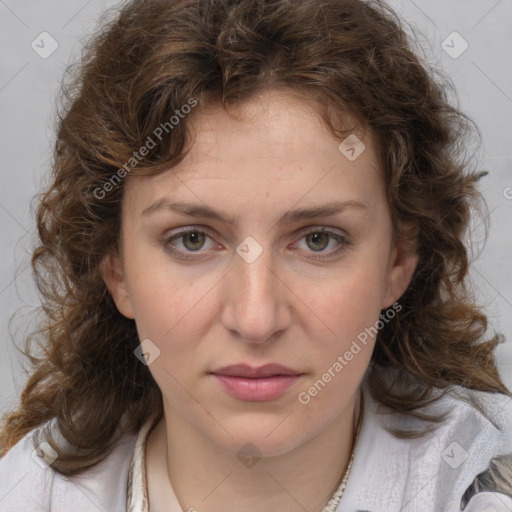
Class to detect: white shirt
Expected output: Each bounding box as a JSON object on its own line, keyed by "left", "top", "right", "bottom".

{"left": 1, "top": 378, "right": 511, "bottom": 511}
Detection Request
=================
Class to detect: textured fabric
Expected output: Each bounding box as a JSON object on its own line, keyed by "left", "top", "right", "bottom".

{"left": 0, "top": 426, "right": 136, "bottom": 512}
{"left": 338, "top": 382, "right": 512, "bottom": 512}
{"left": 1, "top": 376, "right": 511, "bottom": 511}
{"left": 463, "top": 492, "right": 512, "bottom": 511}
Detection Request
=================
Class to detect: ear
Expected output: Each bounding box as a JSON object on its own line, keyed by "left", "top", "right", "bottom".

{"left": 99, "top": 253, "right": 135, "bottom": 319}
{"left": 381, "top": 226, "right": 419, "bottom": 309}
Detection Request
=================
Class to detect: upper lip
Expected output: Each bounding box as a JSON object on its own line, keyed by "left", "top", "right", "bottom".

{"left": 210, "top": 364, "right": 302, "bottom": 378}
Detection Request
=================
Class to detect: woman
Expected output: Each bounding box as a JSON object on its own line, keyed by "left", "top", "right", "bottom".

{"left": 0, "top": 0, "right": 511, "bottom": 511}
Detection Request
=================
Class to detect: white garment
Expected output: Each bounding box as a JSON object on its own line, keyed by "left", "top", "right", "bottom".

{"left": 336, "top": 381, "right": 512, "bottom": 512}
{"left": 1, "top": 379, "right": 511, "bottom": 512}
{"left": 463, "top": 493, "right": 512, "bottom": 511}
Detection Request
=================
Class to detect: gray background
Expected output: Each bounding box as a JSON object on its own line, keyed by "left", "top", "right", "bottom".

{"left": 1, "top": 0, "right": 511, "bottom": 415}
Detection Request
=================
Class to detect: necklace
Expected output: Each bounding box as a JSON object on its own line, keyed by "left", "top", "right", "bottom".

{"left": 321, "top": 388, "right": 365, "bottom": 512}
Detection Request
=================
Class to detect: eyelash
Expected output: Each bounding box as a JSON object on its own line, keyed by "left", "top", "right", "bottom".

{"left": 161, "top": 225, "right": 352, "bottom": 261}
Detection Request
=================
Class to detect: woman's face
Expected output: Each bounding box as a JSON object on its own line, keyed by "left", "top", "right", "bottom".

{"left": 103, "top": 90, "right": 417, "bottom": 457}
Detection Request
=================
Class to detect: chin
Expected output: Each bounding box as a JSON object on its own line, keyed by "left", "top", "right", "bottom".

{"left": 206, "top": 416, "right": 309, "bottom": 458}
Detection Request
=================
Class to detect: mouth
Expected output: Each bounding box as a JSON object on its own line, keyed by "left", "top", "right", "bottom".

{"left": 210, "top": 363, "right": 302, "bottom": 378}
{"left": 209, "top": 364, "right": 304, "bottom": 401}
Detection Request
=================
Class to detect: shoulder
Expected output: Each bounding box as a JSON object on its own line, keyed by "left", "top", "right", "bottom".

{"left": 340, "top": 374, "right": 512, "bottom": 512}
{"left": 463, "top": 492, "right": 512, "bottom": 512}
{"left": 0, "top": 421, "right": 138, "bottom": 512}
{"left": 440, "top": 384, "right": 512, "bottom": 436}
{"left": 406, "top": 383, "right": 512, "bottom": 511}
{"left": 370, "top": 369, "right": 512, "bottom": 461}
{"left": 429, "top": 386, "right": 512, "bottom": 510}
{"left": 372, "top": 368, "right": 512, "bottom": 450}
{"left": 0, "top": 425, "right": 54, "bottom": 511}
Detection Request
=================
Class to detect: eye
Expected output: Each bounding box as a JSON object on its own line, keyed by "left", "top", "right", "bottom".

{"left": 162, "top": 227, "right": 217, "bottom": 259}
{"left": 161, "top": 226, "right": 352, "bottom": 261}
{"left": 293, "top": 227, "right": 351, "bottom": 259}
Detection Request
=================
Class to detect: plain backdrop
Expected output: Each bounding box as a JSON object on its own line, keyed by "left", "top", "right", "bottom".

{"left": 1, "top": 0, "right": 511, "bottom": 416}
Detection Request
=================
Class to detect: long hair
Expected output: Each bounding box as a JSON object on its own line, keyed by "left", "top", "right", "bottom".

{"left": 0, "top": 0, "right": 509, "bottom": 476}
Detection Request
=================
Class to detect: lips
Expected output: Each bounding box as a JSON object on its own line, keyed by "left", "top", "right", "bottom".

{"left": 210, "top": 364, "right": 303, "bottom": 401}
{"left": 210, "top": 363, "right": 301, "bottom": 378}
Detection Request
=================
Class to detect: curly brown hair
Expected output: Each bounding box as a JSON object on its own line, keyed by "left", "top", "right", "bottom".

{"left": 0, "top": 0, "right": 509, "bottom": 476}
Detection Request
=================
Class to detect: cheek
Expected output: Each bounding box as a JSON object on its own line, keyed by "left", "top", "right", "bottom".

{"left": 124, "top": 255, "right": 220, "bottom": 368}
{"left": 128, "top": 277, "right": 206, "bottom": 389}
{"left": 307, "top": 263, "right": 389, "bottom": 338}
{"left": 128, "top": 278, "right": 204, "bottom": 344}
{"left": 294, "top": 270, "right": 384, "bottom": 414}
{"left": 122, "top": 239, "right": 196, "bottom": 329}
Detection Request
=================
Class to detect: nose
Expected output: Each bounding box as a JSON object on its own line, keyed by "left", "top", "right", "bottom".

{"left": 219, "top": 243, "right": 291, "bottom": 344}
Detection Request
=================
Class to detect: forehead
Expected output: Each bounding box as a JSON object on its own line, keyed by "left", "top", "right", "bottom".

{"left": 123, "top": 90, "right": 384, "bottom": 214}
{"left": 182, "top": 91, "right": 371, "bottom": 168}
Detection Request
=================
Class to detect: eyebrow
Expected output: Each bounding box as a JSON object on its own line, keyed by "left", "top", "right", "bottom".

{"left": 142, "top": 199, "right": 368, "bottom": 226}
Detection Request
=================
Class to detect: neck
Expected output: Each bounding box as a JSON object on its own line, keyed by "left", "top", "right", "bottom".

{"left": 147, "top": 393, "right": 360, "bottom": 512}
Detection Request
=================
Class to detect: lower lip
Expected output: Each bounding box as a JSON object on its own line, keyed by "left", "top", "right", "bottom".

{"left": 211, "top": 374, "right": 302, "bottom": 401}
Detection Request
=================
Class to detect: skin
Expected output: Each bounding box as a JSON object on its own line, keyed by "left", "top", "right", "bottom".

{"left": 101, "top": 90, "right": 418, "bottom": 512}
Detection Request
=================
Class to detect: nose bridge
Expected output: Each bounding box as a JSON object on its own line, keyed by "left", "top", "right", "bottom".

{"left": 222, "top": 237, "right": 288, "bottom": 342}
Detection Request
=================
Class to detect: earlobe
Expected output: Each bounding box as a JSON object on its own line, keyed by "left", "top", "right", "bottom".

{"left": 381, "top": 238, "right": 419, "bottom": 309}
{"left": 99, "top": 253, "right": 135, "bottom": 319}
